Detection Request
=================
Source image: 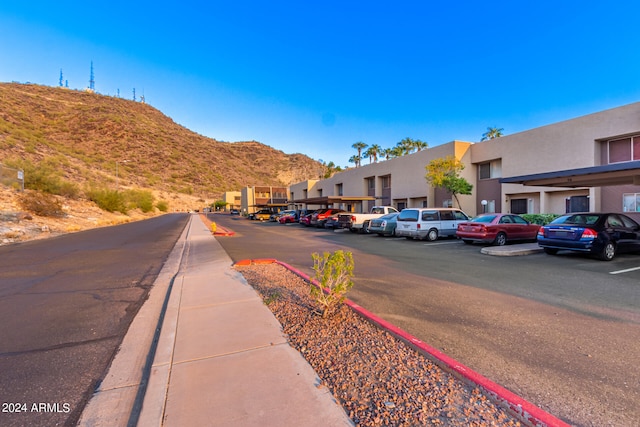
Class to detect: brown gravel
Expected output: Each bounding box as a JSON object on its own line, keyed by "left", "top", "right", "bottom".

{"left": 236, "top": 263, "right": 524, "bottom": 427}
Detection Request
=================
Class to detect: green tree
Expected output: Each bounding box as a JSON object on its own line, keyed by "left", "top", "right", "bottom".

{"left": 414, "top": 139, "right": 428, "bottom": 151}
{"left": 352, "top": 141, "right": 368, "bottom": 166}
{"left": 363, "top": 144, "right": 382, "bottom": 163}
{"left": 322, "top": 161, "right": 342, "bottom": 178}
{"left": 481, "top": 127, "right": 504, "bottom": 141}
{"left": 348, "top": 154, "right": 361, "bottom": 168}
{"left": 425, "top": 156, "right": 473, "bottom": 209}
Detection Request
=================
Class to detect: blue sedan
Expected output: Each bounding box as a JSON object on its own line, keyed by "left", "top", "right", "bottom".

{"left": 537, "top": 212, "right": 640, "bottom": 261}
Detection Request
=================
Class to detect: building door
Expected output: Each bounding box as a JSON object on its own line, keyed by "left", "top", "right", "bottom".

{"left": 510, "top": 198, "right": 527, "bottom": 214}
{"left": 568, "top": 196, "right": 589, "bottom": 213}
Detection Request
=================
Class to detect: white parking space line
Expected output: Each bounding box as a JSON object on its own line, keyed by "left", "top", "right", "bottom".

{"left": 422, "top": 241, "right": 461, "bottom": 246}
{"left": 609, "top": 265, "right": 640, "bottom": 275}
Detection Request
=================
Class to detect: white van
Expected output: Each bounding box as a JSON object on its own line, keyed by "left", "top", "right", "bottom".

{"left": 395, "top": 208, "right": 470, "bottom": 241}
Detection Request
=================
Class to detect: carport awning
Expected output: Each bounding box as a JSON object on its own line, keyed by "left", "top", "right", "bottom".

{"left": 500, "top": 161, "right": 640, "bottom": 188}
{"left": 291, "top": 196, "right": 376, "bottom": 205}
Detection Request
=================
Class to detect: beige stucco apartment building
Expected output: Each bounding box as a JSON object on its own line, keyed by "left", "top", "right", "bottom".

{"left": 290, "top": 102, "right": 640, "bottom": 219}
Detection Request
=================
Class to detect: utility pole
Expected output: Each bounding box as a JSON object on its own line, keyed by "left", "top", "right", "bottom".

{"left": 89, "top": 61, "right": 95, "bottom": 91}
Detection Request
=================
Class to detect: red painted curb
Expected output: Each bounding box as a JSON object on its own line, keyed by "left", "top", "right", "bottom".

{"left": 235, "top": 258, "right": 570, "bottom": 427}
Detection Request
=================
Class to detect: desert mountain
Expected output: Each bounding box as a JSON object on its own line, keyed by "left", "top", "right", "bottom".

{"left": 0, "top": 82, "right": 322, "bottom": 199}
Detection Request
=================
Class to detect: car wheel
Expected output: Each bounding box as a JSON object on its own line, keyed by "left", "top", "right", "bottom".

{"left": 543, "top": 248, "right": 558, "bottom": 255}
{"left": 426, "top": 229, "right": 438, "bottom": 241}
{"left": 362, "top": 221, "right": 371, "bottom": 233}
{"left": 493, "top": 232, "right": 507, "bottom": 246}
{"left": 599, "top": 242, "right": 616, "bottom": 261}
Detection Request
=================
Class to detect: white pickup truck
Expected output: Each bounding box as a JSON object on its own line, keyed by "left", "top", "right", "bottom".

{"left": 338, "top": 206, "right": 399, "bottom": 233}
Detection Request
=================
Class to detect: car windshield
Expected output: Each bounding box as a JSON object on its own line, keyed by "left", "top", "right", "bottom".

{"left": 470, "top": 215, "right": 497, "bottom": 223}
{"left": 550, "top": 214, "right": 600, "bottom": 226}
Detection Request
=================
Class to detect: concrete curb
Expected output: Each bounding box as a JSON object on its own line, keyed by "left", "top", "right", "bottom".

{"left": 199, "top": 213, "right": 236, "bottom": 236}
{"left": 235, "top": 258, "right": 570, "bottom": 427}
{"left": 480, "top": 243, "right": 543, "bottom": 256}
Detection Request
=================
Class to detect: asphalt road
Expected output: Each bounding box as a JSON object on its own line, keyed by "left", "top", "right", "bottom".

{"left": 212, "top": 213, "right": 640, "bottom": 427}
{"left": 0, "top": 213, "right": 189, "bottom": 427}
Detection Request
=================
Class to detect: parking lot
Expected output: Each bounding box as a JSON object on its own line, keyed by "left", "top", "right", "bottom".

{"left": 213, "top": 213, "right": 640, "bottom": 426}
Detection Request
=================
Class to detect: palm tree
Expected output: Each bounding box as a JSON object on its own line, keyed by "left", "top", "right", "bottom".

{"left": 414, "top": 139, "right": 428, "bottom": 151}
{"left": 352, "top": 141, "right": 368, "bottom": 161}
{"left": 348, "top": 154, "right": 362, "bottom": 168}
{"left": 396, "top": 138, "right": 414, "bottom": 155}
{"left": 364, "top": 144, "right": 382, "bottom": 163}
{"left": 481, "top": 127, "right": 504, "bottom": 141}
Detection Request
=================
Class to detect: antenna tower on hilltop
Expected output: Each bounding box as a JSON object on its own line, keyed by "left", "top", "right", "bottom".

{"left": 89, "top": 61, "right": 95, "bottom": 91}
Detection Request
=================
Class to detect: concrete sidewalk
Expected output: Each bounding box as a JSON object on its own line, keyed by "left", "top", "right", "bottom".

{"left": 138, "top": 215, "right": 352, "bottom": 426}
{"left": 79, "top": 214, "right": 352, "bottom": 426}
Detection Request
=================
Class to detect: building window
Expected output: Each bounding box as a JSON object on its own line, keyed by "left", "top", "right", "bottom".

{"left": 510, "top": 198, "right": 527, "bottom": 214}
{"left": 336, "top": 183, "right": 343, "bottom": 196}
{"left": 481, "top": 200, "right": 496, "bottom": 213}
{"left": 478, "top": 159, "right": 502, "bottom": 180}
{"left": 367, "top": 177, "right": 375, "bottom": 190}
{"left": 381, "top": 175, "right": 391, "bottom": 189}
{"left": 623, "top": 193, "right": 640, "bottom": 212}
{"left": 608, "top": 136, "right": 640, "bottom": 164}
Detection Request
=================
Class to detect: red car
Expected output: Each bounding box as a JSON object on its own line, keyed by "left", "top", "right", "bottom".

{"left": 299, "top": 211, "right": 316, "bottom": 226}
{"left": 456, "top": 213, "right": 540, "bottom": 246}
{"left": 310, "top": 209, "right": 345, "bottom": 227}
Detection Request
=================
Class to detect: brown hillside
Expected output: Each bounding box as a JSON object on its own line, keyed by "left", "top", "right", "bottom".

{"left": 0, "top": 82, "right": 322, "bottom": 197}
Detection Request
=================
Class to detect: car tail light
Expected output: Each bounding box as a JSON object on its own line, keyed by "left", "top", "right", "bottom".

{"left": 537, "top": 228, "right": 545, "bottom": 237}
{"left": 417, "top": 224, "right": 421, "bottom": 229}
{"left": 351, "top": 215, "right": 357, "bottom": 222}
{"left": 581, "top": 228, "right": 597, "bottom": 240}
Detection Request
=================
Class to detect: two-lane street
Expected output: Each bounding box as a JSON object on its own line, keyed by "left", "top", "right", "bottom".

{"left": 212, "top": 213, "right": 640, "bottom": 427}
{"left": 0, "top": 213, "right": 189, "bottom": 427}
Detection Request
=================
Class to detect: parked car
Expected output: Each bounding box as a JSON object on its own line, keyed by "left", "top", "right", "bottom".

{"left": 310, "top": 209, "right": 345, "bottom": 228}
{"left": 368, "top": 212, "right": 399, "bottom": 236}
{"left": 278, "top": 211, "right": 298, "bottom": 224}
{"left": 537, "top": 212, "right": 640, "bottom": 261}
{"left": 250, "top": 209, "right": 272, "bottom": 221}
{"left": 272, "top": 210, "right": 295, "bottom": 222}
{"left": 338, "top": 206, "right": 399, "bottom": 233}
{"left": 229, "top": 209, "right": 240, "bottom": 215}
{"left": 395, "top": 208, "right": 469, "bottom": 241}
{"left": 300, "top": 211, "right": 317, "bottom": 226}
{"left": 456, "top": 213, "right": 540, "bottom": 246}
{"left": 323, "top": 215, "right": 342, "bottom": 229}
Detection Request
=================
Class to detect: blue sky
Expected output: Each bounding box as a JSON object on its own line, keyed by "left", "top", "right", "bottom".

{"left": 2, "top": 1, "right": 640, "bottom": 168}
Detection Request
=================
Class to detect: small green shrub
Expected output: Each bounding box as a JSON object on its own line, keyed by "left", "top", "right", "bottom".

{"left": 123, "top": 189, "right": 154, "bottom": 213}
{"left": 156, "top": 200, "right": 169, "bottom": 212}
{"left": 521, "top": 213, "right": 561, "bottom": 225}
{"left": 87, "top": 188, "right": 128, "bottom": 214}
{"left": 18, "top": 191, "right": 65, "bottom": 217}
{"left": 310, "top": 250, "right": 355, "bottom": 318}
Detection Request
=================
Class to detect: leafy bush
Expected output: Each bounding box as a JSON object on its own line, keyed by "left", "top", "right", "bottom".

{"left": 18, "top": 191, "right": 65, "bottom": 217}
{"left": 5, "top": 158, "right": 80, "bottom": 198}
{"left": 156, "top": 200, "right": 169, "bottom": 212}
{"left": 87, "top": 188, "right": 128, "bottom": 214}
{"left": 521, "top": 213, "right": 561, "bottom": 225}
{"left": 123, "top": 189, "right": 154, "bottom": 213}
{"left": 310, "top": 250, "right": 355, "bottom": 318}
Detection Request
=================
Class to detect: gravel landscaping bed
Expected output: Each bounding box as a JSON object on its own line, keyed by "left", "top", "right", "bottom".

{"left": 236, "top": 263, "right": 524, "bottom": 426}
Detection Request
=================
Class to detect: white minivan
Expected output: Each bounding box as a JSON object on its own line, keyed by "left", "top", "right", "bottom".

{"left": 395, "top": 208, "right": 470, "bottom": 241}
